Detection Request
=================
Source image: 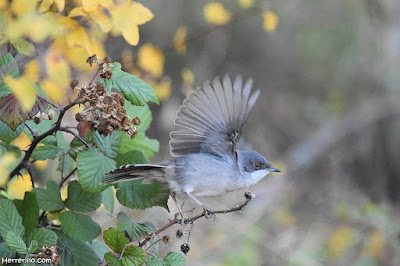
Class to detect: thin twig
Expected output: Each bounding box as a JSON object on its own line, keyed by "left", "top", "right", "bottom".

{"left": 59, "top": 167, "right": 77, "bottom": 189}
{"left": 24, "top": 122, "right": 36, "bottom": 137}
{"left": 60, "top": 127, "right": 89, "bottom": 147}
{"left": 89, "top": 67, "right": 101, "bottom": 84}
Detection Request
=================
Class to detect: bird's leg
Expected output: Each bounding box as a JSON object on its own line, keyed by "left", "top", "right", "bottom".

{"left": 171, "top": 194, "right": 186, "bottom": 224}
{"left": 186, "top": 192, "right": 214, "bottom": 219}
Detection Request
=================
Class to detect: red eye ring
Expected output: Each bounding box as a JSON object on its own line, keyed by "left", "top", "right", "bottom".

{"left": 253, "top": 162, "right": 261, "bottom": 169}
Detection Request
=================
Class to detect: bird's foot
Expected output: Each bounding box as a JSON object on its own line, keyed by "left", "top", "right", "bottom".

{"left": 203, "top": 207, "right": 215, "bottom": 220}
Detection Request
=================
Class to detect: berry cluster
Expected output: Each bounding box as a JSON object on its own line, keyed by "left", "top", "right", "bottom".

{"left": 72, "top": 81, "right": 141, "bottom": 138}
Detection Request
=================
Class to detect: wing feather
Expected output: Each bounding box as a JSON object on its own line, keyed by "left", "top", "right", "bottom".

{"left": 170, "top": 75, "right": 260, "bottom": 157}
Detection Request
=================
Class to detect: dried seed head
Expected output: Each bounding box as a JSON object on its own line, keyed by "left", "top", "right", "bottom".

{"left": 103, "top": 95, "right": 113, "bottom": 105}
{"left": 104, "top": 57, "right": 112, "bottom": 64}
{"left": 75, "top": 112, "right": 85, "bottom": 122}
{"left": 113, "top": 93, "right": 125, "bottom": 106}
{"left": 176, "top": 230, "right": 183, "bottom": 238}
{"left": 96, "top": 83, "right": 105, "bottom": 95}
{"left": 100, "top": 69, "right": 112, "bottom": 79}
{"left": 132, "top": 117, "right": 141, "bottom": 125}
{"left": 70, "top": 79, "right": 79, "bottom": 90}
{"left": 162, "top": 235, "right": 171, "bottom": 244}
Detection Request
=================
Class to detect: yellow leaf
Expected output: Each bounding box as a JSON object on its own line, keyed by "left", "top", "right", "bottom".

{"left": 11, "top": 0, "right": 36, "bottom": 16}
{"left": 130, "top": 2, "right": 154, "bottom": 25}
{"left": 24, "top": 60, "right": 40, "bottom": 83}
{"left": 0, "top": 153, "right": 17, "bottom": 187}
{"left": 83, "top": 0, "right": 98, "bottom": 13}
{"left": 263, "top": 11, "right": 279, "bottom": 33}
{"left": 60, "top": 185, "right": 68, "bottom": 201}
{"left": 91, "top": 8, "right": 112, "bottom": 33}
{"left": 174, "top": 26, "right": 187, "bottom": 55}
{"left": 65, "top": 47, "right": 91, "bottom": 71}
{"left": 203, "top": 2, "right": 231, "bottom": 25}
{"left": 46, "top": 47, "right": 71, "bottom": 88}
{"left": 6, "top": 174, "right": 33, "bottom": 200}
{"left": 363, "top": 229, "right": 384, "bottom": 258}
{"left": 151, "top": 77, "right": 171, "bottom": 101}
{"left": 47, "top": 212, "right": 60, "bottom": 224}
{"left": 66, "top": 26, "right": 92, "bottom": 55}
{"left": 238, "top": 0, "right": 254, "bottom": 8}
{"left": 12, "top": 132, "right": 31, "bottom": 150}
{"left": 54, "top": 0, "right": 65, "bottom": 11}
{"left": 69, "top": 7, "right": 87, "bottom": 17}
{"left": 27, "top": 14, "right": 60, "bottom": 42}
{"left": 0, "top": 0, "right": 7, "bottom": 9}
{"left": 122, "top": 25, "right": 140, "bottom": 46}
{"left": 33, "top": 160, "right": 48, "bottom": 171}
{"left": 274, "top": 209, "right": 295, "bottom": 226}
{"left": 39, "top": 0, "right": 54, "bottom": 12}
{"left": 40, "top": 78, "right": 64, "bottom": 103}
{"left": 122, "top": 49, "right": 135, "bottom": 72}
{"left": 181, "top": 68, "right": 194, "bottom": 86}
{"left": 4, "top": 75, "right": 36, "bottom": 112}
{"left": 99, "top": 0, "right": 114, "bottom": 9}
{"left": 328, "top": 226, "right": 354, "bottom": 258}
{"left": 137, "top": 43, "right": 164, "bottom": 78}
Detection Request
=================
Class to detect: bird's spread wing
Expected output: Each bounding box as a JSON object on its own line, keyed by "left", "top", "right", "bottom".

{"left": 169, "top": 75, "right": 260, "bottom": 157}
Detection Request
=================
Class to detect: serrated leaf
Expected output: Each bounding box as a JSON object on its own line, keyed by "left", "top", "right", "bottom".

{"left": 56, "top": 131, "right": 70, "bottom": 151}
{"left": 1, "top": 142, "right": 22, "bottom": 157}
{"left": 92, "top": 131, "right": 122, "bottom": 159}
{"left": 0, "top": 199, "right": 24, "bottom": 238}
{"left": 10, "top": 38, "right": 35, "bottom": 56}
{"left": 56, "top": 231, "right": 99, "bottom": 266}
{"left": 77, "top": 147, "right": 116, "bottom": 193}
{"left": 0, "top": 242, "right": 16, "bottom": 258}
{"left": 60, "top": 211, "right": 101, "bottom": 242}
{"left": 26, "top": 228, "right": 58, "bottom": 251}
{"left": 6, "top": 231, "right": 27, "bottom": 255}
{"left": 89, "top": 240, "right": 109, "bottom": 261}
{"left": 116, "top": 179, "right": 169, "bottom": 210}
{"left": 0, "top": 121, "right": 23, "bottom": 144}
{"left": 101, "top": 186, "right": 114, "bottom": 213}
{"left": 115, "top": 150, "right": 148, "bottom": 167}
{"left": 147, "top": 256, "right": 165, "bottom": 266}
{"left": 119, "top": 133, "right": 159, "bottom": 159}
{"left": 27, "top": 240, "right": 38, "bottom": 253}
{"left": 98, "top": 62, "right": 159, "bottom": 106}
{"left": 65, "top": 181, "right": 102, "bottom": 212}
{"left": 0, "top": 94, "right": 49, "bottom": 130}
{"left": 0, "top": 53, "right": 18, "bottom": 98}
{"left": 117, "top": 212, "right": 155, "bottom": 241}
{"left": 103, "top": 228, "right": 129, "bottom": 253}
{"left": 31, "top": 144, "right": 60, "bottom": 160}
{"left": 104, "top": 246, "right": 146, "bottom": 266}
{"left": 163, "top": 252, "right": 185, "bottom": 266}
{"left": 14, "top": 191, "right": 39, "bottom": 234}
{"left": 35, "top": 180, "right": 64, "bottom": 212}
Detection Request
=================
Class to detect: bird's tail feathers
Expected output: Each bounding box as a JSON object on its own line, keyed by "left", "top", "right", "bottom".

{"left": 101, "top": 164, "right": 167, "bottom": 185}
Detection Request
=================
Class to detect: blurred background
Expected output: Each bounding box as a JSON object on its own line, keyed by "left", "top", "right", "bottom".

{"left": 123, "top": 0, "right": 400, "bottom": 265}
{"left": 4, "top": 0, "right": 400, "bottom": 265}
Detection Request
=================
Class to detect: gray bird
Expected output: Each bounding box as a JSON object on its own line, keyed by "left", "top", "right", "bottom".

{"left": 102, "top": 75, "right": 280, "bottom": 211}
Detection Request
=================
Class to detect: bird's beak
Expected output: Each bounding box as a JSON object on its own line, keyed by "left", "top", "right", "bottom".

{"left": 268, "top": 167, "right": 281, "bottom": 173}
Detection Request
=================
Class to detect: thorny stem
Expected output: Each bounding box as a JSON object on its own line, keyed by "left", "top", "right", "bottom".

{"left": 60, "top": 127, "right": 89, "bottom": 148}
{"left": 59, "top": 167, "right": 77, "bottom": 189}
{"left": 9, "top": 98, "right": 81, "bottom": 180}
{"left": 119, "top": 194, "right": 253, "bottom": 258}
{"left": 24, "top": 122, "right": 36, "bottom": 137}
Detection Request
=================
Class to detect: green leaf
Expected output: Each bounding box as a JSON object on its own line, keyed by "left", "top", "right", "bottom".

{"left": 6, "top": 231, "right": 27, "bottom": 255}
{"left": 117, "top": 212, "right": 155, "bottom": 241}
{"left": 26, "top": 228, "right": 58, "bottom": 251}
{"left": 0, "top": 199, "right": 24, "bottom": 238}
{"left": 60, "top": 211, "right": 101, "bottom": 242}
{"left": 116, "top": 179, "right": 169, "bottom": 210}
{"left": 0, "top": 142, "right": 21, "bottom": 157}
{"left": 92, "top": 131, "right": 122, "bottom": 159}
{"left": 147, "top": 256, "right": 166, "bottom": 266}
{"left": 163, "top": 252, "right": 186, "bottom": 266}
{"left": 10, "top": 38, "right": 35, "bottom": 56}
{"left": 77, "top": 147, "right": 116, "bottom": 193}
{"left": 101, "top": 186, "right": 114, "bottom": 213}
{"left": 56, "top": 231, "right": 99, "bottom": 266}
{"left": 124, "top": 102, "right": 153, "bottom": 132}
{"left": 98, "top": 62, "right": 159, "bottom": 106}
{"left": 104, "top": 246, "right": 146, "bottom": 266}
{"left": 0, "top": 53, "right": 18, "bottom": 98}
{"left": 119, "top": 133, "right": 159, "bottom": 159}
{"left": 0, "top": 242, "right": 16, "bottom": 258}
{"left": 0, "top": 11, "right": 9, "bottom": 36}
{"left": 65, "top": 181, "right": 102, "bottom": 212}
{"left": 69, "top": 135, "right": 89, "bottom": 161}
{"left": 56, "top": 131, "right": 70, "bottom": 151}
{"left": 0, "top": 121, "right": 23, "bottom": 144}
{"left": 115, "top": 150, "right": 148, "bottom": 167}
{"left": 31, "top": 144, "right": 60, "bottom": 160}
{"left": 103, "top": 228, "right": 129, "bottom": 253}
{"left": 27, "top": 240, "right": 39, "bottom": 253}
{"left": 89, "top": 240, "right": 109, "bottom": 261}
{"left": 14, "top": 191, "right": 39, "bottom": 234}
{"left": 35, "top": 180, "right": 64, "bottom": 212}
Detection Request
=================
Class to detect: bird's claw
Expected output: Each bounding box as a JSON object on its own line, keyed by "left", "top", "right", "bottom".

{"left": 203, "top": 207, "right": 215, "bottom": 219}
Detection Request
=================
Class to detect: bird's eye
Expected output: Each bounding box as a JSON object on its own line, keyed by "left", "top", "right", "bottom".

{"left": 253, "top": 162, "right": 261, "bottom": 169}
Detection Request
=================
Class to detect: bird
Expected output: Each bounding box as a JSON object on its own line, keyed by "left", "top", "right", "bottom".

{"left": 101, "top": 75, "right": 280, "bottom": 212}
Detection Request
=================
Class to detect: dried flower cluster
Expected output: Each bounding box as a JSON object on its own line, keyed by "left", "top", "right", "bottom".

{"left": 37, "top": 244, "right": 62, "bottom": 265}
{"left": 71, "top": 81, "right": 141, "bottom": 138}
{"left": 33, "top": 109, "right": 56, "bottom": 124}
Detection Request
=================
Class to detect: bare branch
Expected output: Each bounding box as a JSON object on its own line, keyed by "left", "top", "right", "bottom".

{"left": 60, "top": 127, "right": 89, "bottom": 148}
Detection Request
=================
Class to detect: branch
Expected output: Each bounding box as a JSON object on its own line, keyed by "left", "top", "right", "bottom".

{"left": 119, "top": 193, "right": 254, "bottom": 257}
{"left": 59, "top": 167, "right": 77, "bottom": 189}
{"left": 9, "top": 98, "right": 81, "bottom": 179}
{"left": 60, "top": 127, "right": 89, "bottom": 148}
